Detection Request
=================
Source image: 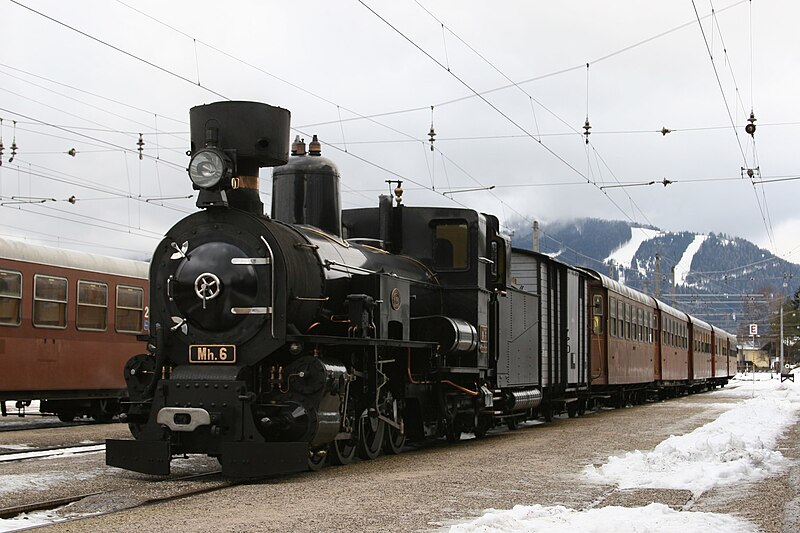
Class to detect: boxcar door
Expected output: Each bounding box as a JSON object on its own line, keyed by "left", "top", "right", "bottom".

{"left": 566, "top": 270, "right": 582, "bottom": 385}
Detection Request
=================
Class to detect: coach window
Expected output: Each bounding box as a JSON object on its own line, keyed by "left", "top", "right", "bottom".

{"left": 637, "top": 309, "right": 644, "bottom": 341}
{"left": 624, "top": 303, "right": 630, "bottom": 339}
{"left": 591, "top": 294, "right": 603, "bottom": 335}
{"left": 609, "top": 297, "right": 617, "bottom": 337}
{"left": 617, "top": 300, "right": 624, "bottom": 338}
{"left": 116, "top": 285, "right": 144, "bottom": 333}
{"left": 432, "top": 221, "right": 469, "bottom": 270}
{"left": 77, "top": 281, "right": 108, "bottom": 331}
{"left": 652, "top": 313, "right": 657, "bottom": 343}
{"left": 33, "top": 274, "right": 68, "bottom": 328}
{"left": 0, "top": 270, "right": 22, "bottom": 326}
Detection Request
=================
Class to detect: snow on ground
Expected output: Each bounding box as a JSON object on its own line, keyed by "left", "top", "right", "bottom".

{"left": 0, "top": 510, "right": 69, "bottom": 533}
{"left": 584, "top": 378, "right": 799, "bottom": 497}
{"left": 0, "top": 469, "right": 99, "bottom": 497}
{"left": 0, "top": 444, "right": 105, "bottom": 464}
{"left": 0, "top": 400, "right": 41, "bottom": 416}
{"left": 448, "top": 373, "right": 799, "bottom": 532}
{"left": 674, "top": 234, "right": 708, "bottom": 286}
{"left": 448, "top": 502, "right": 758, "bottom": 533}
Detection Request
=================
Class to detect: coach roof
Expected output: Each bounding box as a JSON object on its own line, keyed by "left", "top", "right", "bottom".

{"left": 0, "top": 237, "right": 148, "bottom": 280}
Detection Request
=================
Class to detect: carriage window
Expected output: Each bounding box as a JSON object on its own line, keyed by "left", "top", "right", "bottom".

{"left": 617, "top": 300, "right": 624, "bottom": 338}
{"left": 593, "top": 294, "right": 603, "bottom": 316}
{"left": 0, "top": 270, "right": 22, "bottom": 326}
{"left": 591, "top": 294, "right": 603, "bottom": 335}
{"left": 609, "top": 297, "right": 617, "bottom": 337}
{"left": 637, "top": 309, "right": 644, "bottom": 341}
{"left": 116, "top": 285, "right": 144, "bottom": 333}
{"left": 432, "top": 221, "right": 469, "bottom": 270}
{"left": 33, "top": 275, "right": 68, "bottom": 328}
{"left": 77, "top": 281, "right": 108, "bottom": 331}
{"left": 625, "top": 303, "right": 630, "bottom": 339}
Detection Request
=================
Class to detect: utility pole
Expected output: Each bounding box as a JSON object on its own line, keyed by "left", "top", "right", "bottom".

{"left": 655, "top": 253, "right": 661, "bottom": 299}
{"left": 781, "top": 272, "right": 787, "bottom": 373}
{"left": 533, "top": 220, "right": 539, "bottom": 253}
{"left": 671, "top": 265, "right": 676, "bottom": 307}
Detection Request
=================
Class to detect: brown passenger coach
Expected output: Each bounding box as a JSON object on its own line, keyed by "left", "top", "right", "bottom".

{"left": 0, "top": 237, "right": 148, "bottom": 421}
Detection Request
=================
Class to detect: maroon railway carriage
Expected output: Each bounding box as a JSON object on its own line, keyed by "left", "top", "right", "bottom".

{"left": 712, "top": 326, "right": 738, "bottom": 382}
{"left": 583, "top": 268, "right": 734, "bottom": 404}
{"left": 724, "top": 329, "right": 738, "bottom": 379}
{"left": 0, "top": 237, "right": 148, "bottom": 421}
{"left": 585, "top": 271, "right": 658, "bottom": 405}
{"left": 655, "top": 300, "right": 690, "bottom": 384}
{"left": 688, "top": 316, "right": 713, "bottom": 385}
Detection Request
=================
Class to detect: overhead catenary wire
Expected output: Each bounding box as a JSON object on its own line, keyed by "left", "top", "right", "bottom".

{"left": 4, "top": 1, "right": 792, "bottom": 320}
{"left": 690, "top": 0, "right": 776, "bottom": 254}
{"left": 359, "top": 0, "right": 660, "bottom": 251}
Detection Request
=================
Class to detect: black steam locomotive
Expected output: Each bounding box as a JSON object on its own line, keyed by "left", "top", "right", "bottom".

{"left": 107, "top": 101, "right": 585, "bottom": 477}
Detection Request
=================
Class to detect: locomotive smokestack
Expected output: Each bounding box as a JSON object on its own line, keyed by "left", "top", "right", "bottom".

{"left": 188, "top": 101, "right": 290, "bottom": 214}
{"left": 271, "top": 134, "right": 342, "bottom": 237}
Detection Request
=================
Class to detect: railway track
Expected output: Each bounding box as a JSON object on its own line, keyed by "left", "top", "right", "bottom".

{"left": 0, "top": 417, "right": 100, "bottom": 433}
{"left": 0, "top": 471, "right": 232, "bottom": 531}
{"left": 0, "top": 442, "right": 105, "bottom": 463}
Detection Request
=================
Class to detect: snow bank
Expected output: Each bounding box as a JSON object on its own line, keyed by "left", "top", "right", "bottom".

{"left": 448, "top": 503, "right": 757, "bottom": 533}
{"left": 448, "top": 376, "right": 797, "bottom": 532}
{"left": 584, "top": 377, "right": 800, "bottom": 497}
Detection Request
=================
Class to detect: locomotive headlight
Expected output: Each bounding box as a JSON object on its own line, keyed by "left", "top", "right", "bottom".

{"left": 188, "top": 149, "right": 230, "bottom": 189}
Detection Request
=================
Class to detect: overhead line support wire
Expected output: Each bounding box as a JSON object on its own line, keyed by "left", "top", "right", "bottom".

{"left": 9, "top": 0, "right": 228, "bottom": 101}
{"left": 690, "top": 0, "right": 775, "bottom": 254}
{"left": 0, "top": 106, "right": 185, "bottom": 172}
{"left": 297, "top": 0, "right": 749, "bottom": 131}
{"left": 357, "top": 0, "right": 590, "bottom": 185}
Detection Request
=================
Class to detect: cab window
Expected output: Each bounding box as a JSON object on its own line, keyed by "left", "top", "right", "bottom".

{"left": 432, "top": 221, "right": 469, "bottom": 270}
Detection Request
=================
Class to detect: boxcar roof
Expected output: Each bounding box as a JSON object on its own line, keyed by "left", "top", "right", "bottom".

{"left": 511, "top": 247, "right": 584, "bottom": 273}
{"left": 0, "top": 237, "right": 148, "bottom": 279}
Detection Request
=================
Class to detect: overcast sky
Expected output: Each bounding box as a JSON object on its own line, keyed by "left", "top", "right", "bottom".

{"left": 1, "top": 0, "right": 798, "bottom": 264}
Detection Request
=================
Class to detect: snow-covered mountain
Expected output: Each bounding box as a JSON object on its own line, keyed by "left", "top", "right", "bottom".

{"left": 509, "top": 218, "right": 800, "bottom": 337}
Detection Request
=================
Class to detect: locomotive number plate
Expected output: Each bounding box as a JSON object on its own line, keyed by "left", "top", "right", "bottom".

{"left": 189, "top": 344, "right": 236, "bottom": 363}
